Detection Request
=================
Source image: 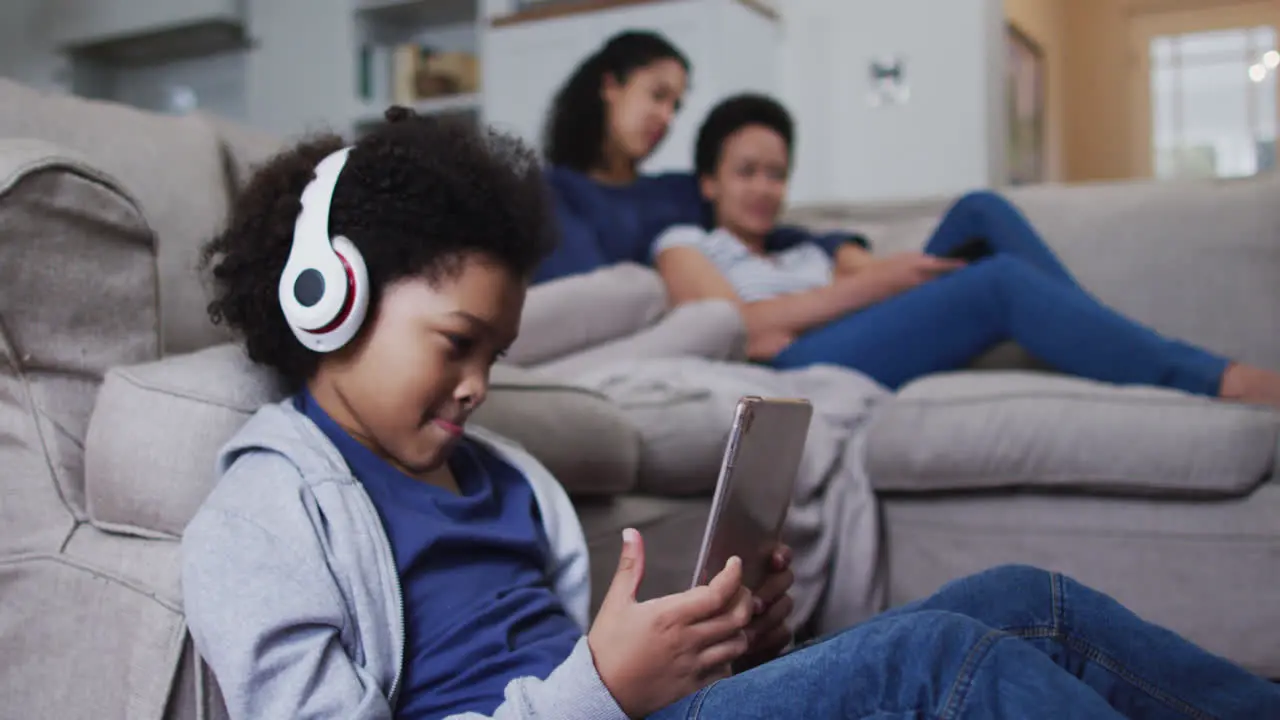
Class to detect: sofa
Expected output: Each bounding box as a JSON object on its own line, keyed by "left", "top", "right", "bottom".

{"left": 4, "top": 78, "right": 1280, "bottom": 720}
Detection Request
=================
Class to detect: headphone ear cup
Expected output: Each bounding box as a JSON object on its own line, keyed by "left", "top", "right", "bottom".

{"left": 318, "top": 235, "right": 370, "bottom": 351}
{"left": 278, "top": 234, "right": 350, "bottom": 335}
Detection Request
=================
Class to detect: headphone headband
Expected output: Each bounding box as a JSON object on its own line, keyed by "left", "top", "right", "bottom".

{"left": 277, "top": 146, "right": 371, "bottom": 353}
{"left": 293, "top": 147, "right": 352, "bottom": 257}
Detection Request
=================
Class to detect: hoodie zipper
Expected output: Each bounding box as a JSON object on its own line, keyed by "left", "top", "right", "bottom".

{"left": 387, "top": 559, "right": 406, "bottom": 708}
{"left": 353, "top": 483, "right": 406, "bottom": 708}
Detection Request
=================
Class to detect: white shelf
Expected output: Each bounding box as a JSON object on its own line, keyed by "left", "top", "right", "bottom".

{"left": 353, "top": 92, "right": 482, "bottom": 126}
{"left": 355, "top": 0, "right": 479, "bottom": 28}
{"left": 48, "top": 0, "right": 246, "bottom": 49}
{"left": 351, "top": 0, "right": 483, "bottom": 135}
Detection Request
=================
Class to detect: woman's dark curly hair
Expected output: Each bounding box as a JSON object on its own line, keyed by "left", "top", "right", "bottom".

{"left": 695, "top": 93, "right": 794, "bottom": 179}
{"left": 201, "top": 107, "right": 556, "bottom": 389}
{"left": 542, "top": 30, "right": 689, "bottom": 172}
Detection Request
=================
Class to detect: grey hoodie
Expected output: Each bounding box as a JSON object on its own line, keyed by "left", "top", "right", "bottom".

{"left": 181, "top": 399, "right": 628, "bottom": 720}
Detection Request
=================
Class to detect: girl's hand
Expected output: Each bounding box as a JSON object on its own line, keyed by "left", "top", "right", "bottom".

{"left": 856, "top": 252, "right": 965, "bottom": 297}
{"left": 833, "top": 242, "right": 876, "bottom": 275}
{"left": 736, "top": 544, "right": 795, "bottom": 671}
{"left": 587, "top": 529, "right": 754, "bottom": 718}
{"left": 746, "top": 330, "right": 797, "bottom": 361}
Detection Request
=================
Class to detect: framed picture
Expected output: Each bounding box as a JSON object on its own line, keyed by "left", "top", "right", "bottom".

{"left": 1006, "top": 23, "right": 1046, "bottom": 185}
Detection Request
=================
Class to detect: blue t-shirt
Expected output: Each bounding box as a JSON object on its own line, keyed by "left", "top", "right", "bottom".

{"left": 297, "top": 392, "right": 581, "bottom": 719}
{"left": 538, "top": 165, "right": 868, "bottom": 284}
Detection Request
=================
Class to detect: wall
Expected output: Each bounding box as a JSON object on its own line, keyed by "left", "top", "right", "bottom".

{"left": 1004, "top": 0, "right": 1066, "bottom": 182}
{"left": 781, "top": 0, "right": 1006, "bottom": 204}
{"left": 0, "top": 0, "right": 66, "bottom": 91}
{"left": 243, "top": 0, "right": 355, "bottom": 137}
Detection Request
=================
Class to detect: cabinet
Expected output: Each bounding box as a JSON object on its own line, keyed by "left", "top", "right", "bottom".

{"left": 483, "top": 0, "right": 780, "bottom": 173}
{"left": 53, "top": 0, "right": 251, "bottom": 123}
{"left": 46, "top": 0, "right": 246, "bottom": 51}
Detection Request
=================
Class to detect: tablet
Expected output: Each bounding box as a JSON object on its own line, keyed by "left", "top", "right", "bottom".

{"left": 690, "top": 396, "right": 814, "bottom": 591}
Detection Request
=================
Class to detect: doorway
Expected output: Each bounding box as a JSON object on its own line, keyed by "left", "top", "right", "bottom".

{"left": 1129, "top": 2, "right": 1279, "bottom": 180}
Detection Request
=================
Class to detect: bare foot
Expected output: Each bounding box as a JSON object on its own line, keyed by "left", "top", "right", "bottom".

{"left": 1218, "top": 363, "right": 1280, "bottom": 408}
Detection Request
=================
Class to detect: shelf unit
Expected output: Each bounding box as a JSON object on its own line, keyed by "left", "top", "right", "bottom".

{"left": 50, "top": 0, "right": 251, "bottom": 122}
{"left": 351, "top": 0, "right": 484, "bottom": 135}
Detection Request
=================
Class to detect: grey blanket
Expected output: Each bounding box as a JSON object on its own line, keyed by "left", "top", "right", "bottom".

{"left": 569, "top": 357, "right": 890, "bottom": 634}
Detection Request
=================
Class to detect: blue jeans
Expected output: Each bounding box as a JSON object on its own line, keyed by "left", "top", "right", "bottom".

{"left": 771, "top": 191, "right": 1228, "bottom": 395}
{"left": 649, "top": 565, "right": 1279, "bottom": 719}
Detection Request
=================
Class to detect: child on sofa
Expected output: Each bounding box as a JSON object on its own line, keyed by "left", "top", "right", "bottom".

{"left": 181, "top": 107, "right": 1280, "bottom": 719}
{"left": 652, "top": 93, "right": 1280, "bottom": 406}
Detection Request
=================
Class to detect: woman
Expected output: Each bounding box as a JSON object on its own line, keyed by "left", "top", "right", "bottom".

{"left": 538, "top": 31, "right": 854, "bottom": 284}
{"left": 653, "top": 93, "right": 1280, "bottom": 405}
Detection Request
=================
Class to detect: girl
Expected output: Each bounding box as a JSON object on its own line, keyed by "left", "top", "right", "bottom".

{"left": 182, "top": 108, "right": 1280, "bottom": 719}
{"left": 654, "top": 93, "right": 1280, "bottom": 405}
{"left": 537, "top": 31, "right": 855, "bottom": 283}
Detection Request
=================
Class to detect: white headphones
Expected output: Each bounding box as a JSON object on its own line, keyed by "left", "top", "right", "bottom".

{"left": 277, "top": 147, "right": 371, "bottom": 353}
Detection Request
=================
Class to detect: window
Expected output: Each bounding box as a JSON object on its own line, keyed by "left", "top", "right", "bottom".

{"left": 1150, "top": 26, "right": 1277, "bottom": 180}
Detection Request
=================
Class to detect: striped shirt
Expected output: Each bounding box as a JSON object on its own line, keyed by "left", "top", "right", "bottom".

{"left": 654, "top": 225, "right": 835, "bottom": 303}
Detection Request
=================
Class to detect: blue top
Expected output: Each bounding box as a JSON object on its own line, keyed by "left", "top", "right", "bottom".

{"left": 537, "top": 166, "right": 868, "bottom": 284}
{"left": 297, "top": 392, "right": 582, "bottom": 719}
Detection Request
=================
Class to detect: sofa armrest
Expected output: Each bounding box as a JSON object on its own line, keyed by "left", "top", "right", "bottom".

{"left": 531, "top": 300, "right": 747, "bottom": 380}
{"left": 506, "top": 263, "right": 668, "bottom": 367}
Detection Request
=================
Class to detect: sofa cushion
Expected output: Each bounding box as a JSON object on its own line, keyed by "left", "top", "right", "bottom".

{"left": 866, "top": 371, "right": 1280, "bottom": 496}
{"left": 1004, "top": 176, "right": 1280, "bottom": 370}
{"left": 83, "top": 346, "right": 641, "bottom": 538}
{"left": 474, "top": 365, "right": 641, "bottom": 496}
{"left": 532, "top": 300, "right": 746, "bottom": 379}
{"left": 85, "top": 345, "right": 282, "bottom": 538}
{"left": 195, "top": 110, "right": 283, "bottom": 196}
{"left": 507, "top": 263, "right": 668, "bottom": 367}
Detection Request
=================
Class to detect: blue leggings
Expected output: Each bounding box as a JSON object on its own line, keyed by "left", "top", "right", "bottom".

{"left": 770, "top": 191, "right": 1229, "bottom": 395}
{"left": 652, "top": 565, "right": 1280, "bottom": 719}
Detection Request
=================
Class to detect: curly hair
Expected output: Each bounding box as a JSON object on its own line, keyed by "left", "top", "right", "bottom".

{"left": 201, "top": 107, "right": 556, "bottom": 389}
{"left": 695, "top": 93, "right": 794, "bottom": 179}
{"left": 542, "top": 30, "right": 689, "bottom": 172}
